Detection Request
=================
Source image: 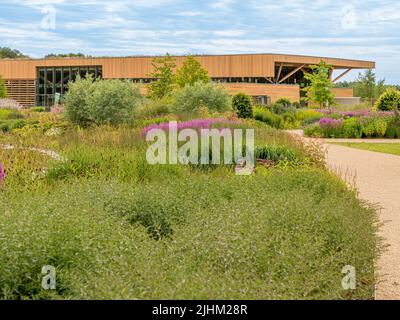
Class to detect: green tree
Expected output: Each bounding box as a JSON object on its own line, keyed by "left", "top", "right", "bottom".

{"left": 175, "top": 55, "right": 210, "bottom": 88}
{"left": 0, "top": 47, "right": 28, "bottom": 59}
{"left": 232, "top": 92, "right": 253, "bottom": 118}
{"left": 353, "top": 69, "right": 381, "bottom": 108}
{"left": 375, "top": 88, "right": 400, "bottom": 111}
{"left": 0, "top": 75, "right": 8, "bottom": 98}
{"left": 172, "top": 81, "right": 231, "bottom": 114}
{"left": 303, "top": 61, "right": 335, "bottom": 108}
{"left": 147, "top": 54, "right": 176, "bottom": 99}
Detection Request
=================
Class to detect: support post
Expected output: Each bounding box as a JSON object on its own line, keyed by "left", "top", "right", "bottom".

{"left": 278, "top": 65, "right": 305, "bottom": 84}
{"left": 332, "top": 68, "right": 352, "bottom": 83}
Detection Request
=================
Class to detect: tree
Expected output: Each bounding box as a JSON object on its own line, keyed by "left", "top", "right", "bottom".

{"left": 353, "top": 69, "right": 381, "bottom": 108}
{"left": 175, "top": 55, "right": 210, "bottom": 88}
{"left": 0, "top": 47, "right": 28, "bottom": 59}
{"left": 303, "top": 61, "right": 335, "bottom": 108}
{"left": 147, "top": 54, "right": 177, "bottom": 99}
{"left": 172, "top": 81, "right": 231, "bottom": 114}
{"left": 0, "top": 75, "right": 8, "bottom": 98}
{"left": 375, "top": 88, "right": 400, "bottom": 111}
{"left": 232, "top": 92, "right": 253, "bottom": 118}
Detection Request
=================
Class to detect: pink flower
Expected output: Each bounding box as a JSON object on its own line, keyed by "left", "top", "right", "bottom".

{"left": 0, "top": 163, "right": 6, "bottom": 183}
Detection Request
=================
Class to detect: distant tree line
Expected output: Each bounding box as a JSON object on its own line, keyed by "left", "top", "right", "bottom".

{"left": 0, "top": 47, "right": 29, "bottom": 59}
{"left": 44, "top": 53, "right": 90, "bottom": 58}
{"left": 334, "top": 70, "right": 400, "bottom": 107}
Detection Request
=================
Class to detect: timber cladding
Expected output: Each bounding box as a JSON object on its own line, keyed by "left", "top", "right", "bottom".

{"left": 4, "top": 79, "right": 35, "bottom": 107}
{"left": 0, "top": 53, "right": 375, "bottom": 80}
{"left": 331, "top": 88, "right": 354, "bottom": 97}
{"left": 222, "top": 83, "right": 300, "bottom": 102}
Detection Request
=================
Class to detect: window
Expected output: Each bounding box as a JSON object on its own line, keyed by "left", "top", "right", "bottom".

{"left": 35, "top": 65, "right": 102, "bottom": 107}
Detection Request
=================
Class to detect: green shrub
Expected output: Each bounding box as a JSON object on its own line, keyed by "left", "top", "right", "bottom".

{"left": 254, "top": 107, "right": 283, "bottom": 129}
{"left": 375, "top": 88, "right": 400, "bottom": 111}
{"left": 0, "top": 121, "right": 10, "bottom": 132}
{"left": 31, "top": 107, "right": 46, "bottom": 113}
{"left": 255, "top": 144, "right": 298, "bottom": 163}
{"left": 172, "top": 82, "right": 231, "bottom": 114}
{"left": 65, "top": 75, "right": 95, "bottom": 127}
{"left": 0, "top": 75, "right": 8, "bottom": 98}
{"left": 65, "top": 76, "right": 143, "bottom": 126}
{"left": 232, "top": 92, "right": 253, "bottom": 119}
{"left": 302, "top": 116, "right": 322, "bottom": 126}
{"left": 296, "top": 109, "right": 323, "bottom": 122}
{"left": 88, "top": 80, "right": 142, "bottom": 125}
{"left": 385, "top": 113, "right": 400, "bottom": 138}
{"left": 0, "top": 108, "right": 23, "bottom": 120}
{"left": 275, "top": 97, "right": 292, "bottom": 108}
{"left": 342, "top": 118, "right": 363, "bottom": 138}
{"left": 135, "top": 96, "right": 173, "bottom": 118}
{"left": 304, "top": 124, "right": 323, "bottom": 138}
{"left": 10, "top": 119, "right": 26, "bottom": 130}
{"left": 105, "top": 184, "right": 189, "bottom": 240}
{"left": 360, "top": 117, "right": 388, "bottom": 138}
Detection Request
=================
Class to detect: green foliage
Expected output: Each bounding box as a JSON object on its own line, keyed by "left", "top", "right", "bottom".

{"left": 0, "top": 108, "right": 23, "bottom": 120}
{"left": 352, "top": 70, "right": 387, "bottom": 108}
{"left": 305, "top": 114, "right": 399, "bottom": 138}
{"left": 353, "top": 70, "right": 377, "bottom": 108}
{"left": 295, "top": 109, "right": 323, "bottom": 122}
{"left": 31, "top": 107, "right": 46, "bottom": 113}
{"left": 303, "top": 61, "right": 336, "bottom": 108}
{"left": 64, "top": 75, "right": 95, "bottom": 127}
{"left": 232, "top": 92, "right": 253, "bottom": 119}
{"left": 135, "top": 96, "right": 173, "bottom": 118}
{"left": 255, "top": 144, "right": 298, "bottom": 163}
{"left": 254, "top": 107, "right": 283, "bottom": 129}
{"left": 0, "top": 47, "right": 28, "bottom": 59}
{"left": 342, "top": 117, "right": 363, "bottom": 138}
{"left": 147, "top": 54, "right": 177, "bottom": 99}
{"left": 65, "top": 76, "right": 142, "bottom": 126}
{"left": 275, "top": 97, "right": 292, "bottom": 108}
{"left": 0, "top": 120, "right": 379, "bottom": 300}
{"left": 175, "top": 55, "right": 210, "bottom": 88}
{"left": 375, "top": 88, "right": 400, "bottom": 111}
{"left": 0, "top": 169, "right": 377, "bottom": 299}
{"left": 87, "top": 79, "right": 142, "bottom": 126}
{"left": 0, "top": 75, "right": 8, "bottom": 98}
{"left": 172, "top": 81, "right": 231, "bottom": 114}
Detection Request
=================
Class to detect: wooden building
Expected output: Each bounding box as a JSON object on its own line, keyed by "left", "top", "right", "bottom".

{"left": 0, "top": 53, "right": 375, "bottom": 107}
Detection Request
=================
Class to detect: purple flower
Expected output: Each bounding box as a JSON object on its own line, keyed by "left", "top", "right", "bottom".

{"left": 318, "top": 118, "right": 343, "bottom": 128}
{"left": 0, "top": 163, "right": 6, "bottom": 183}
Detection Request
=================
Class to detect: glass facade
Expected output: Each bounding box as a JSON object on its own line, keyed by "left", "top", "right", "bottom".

{"left": 35, "top": 65, "right": 102, "bottom": 107}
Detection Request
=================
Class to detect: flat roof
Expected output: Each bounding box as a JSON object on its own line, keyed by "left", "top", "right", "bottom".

{"left": 0, "top": 52, "right": 375, "bottom": 65}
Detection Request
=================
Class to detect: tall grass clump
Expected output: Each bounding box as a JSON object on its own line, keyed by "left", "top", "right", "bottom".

{"left": 0, "top": 170, "right": 378, "bottom": 300}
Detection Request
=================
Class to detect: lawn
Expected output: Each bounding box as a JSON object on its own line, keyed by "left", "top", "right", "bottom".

{"left": 330, "top": 142, "right": 400, "bottom": 156}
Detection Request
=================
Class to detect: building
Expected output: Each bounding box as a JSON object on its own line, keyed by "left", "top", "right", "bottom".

{"left": 0, "top": 53, "right": 375, "bottom": 108}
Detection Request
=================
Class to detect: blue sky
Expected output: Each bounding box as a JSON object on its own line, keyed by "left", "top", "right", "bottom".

{"left": 1, "top": 0, "right": 399, "bottom": 83}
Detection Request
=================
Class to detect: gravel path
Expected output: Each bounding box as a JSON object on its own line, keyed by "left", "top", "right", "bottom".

{"left": 287, "top": 130, "right": 400, "bottom": 300}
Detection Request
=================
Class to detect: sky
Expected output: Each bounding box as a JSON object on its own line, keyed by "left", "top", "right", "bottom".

{"left": 0, "top": 0, "right": 399, "bottom": 83}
